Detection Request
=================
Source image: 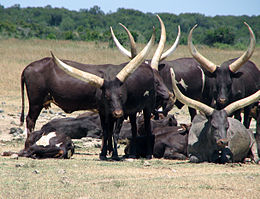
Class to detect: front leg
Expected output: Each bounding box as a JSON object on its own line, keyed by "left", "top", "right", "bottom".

{"left": 143, "top": 108, "right": 153, "bottom": 159}
{"left": 99, "top": 114, "right": 108, "bottom": 160}
{"left": 129, "top": 114, "right": 137, "bottom": 158}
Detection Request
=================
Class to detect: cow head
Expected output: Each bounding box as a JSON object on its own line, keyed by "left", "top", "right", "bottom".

{"left": 110, "top": 15, "right": 180, "bottom": 113}
{"left": 51, "top": 30, "right": 155, "bottom": 119}
{"left": 188, "top": 22, "right": 255, "bottom": 108}
{"left": 170, "top": 68, "right": 260, "bottom": 148}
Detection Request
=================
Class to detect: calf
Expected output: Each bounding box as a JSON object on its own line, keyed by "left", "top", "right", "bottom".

{"left": 18, "top": 130, "right": 74, "bottom": 159}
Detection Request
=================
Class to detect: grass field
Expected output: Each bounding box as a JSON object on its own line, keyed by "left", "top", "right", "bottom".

{"left": 0, "top": 38, "right": 259, "bottom": 199}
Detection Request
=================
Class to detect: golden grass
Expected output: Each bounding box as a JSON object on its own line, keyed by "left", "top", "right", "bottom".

{"left": 0, "top": 142, "right": 259, "bottom": 199}
{"left": 0, "top": 39, "right": 259, "bottom": 198}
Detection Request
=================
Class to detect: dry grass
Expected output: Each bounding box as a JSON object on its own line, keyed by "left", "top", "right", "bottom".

{"left": 0, "top": 39, "right": 260, "bottom": 199}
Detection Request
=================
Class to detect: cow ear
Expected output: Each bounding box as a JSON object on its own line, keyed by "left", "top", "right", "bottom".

{"left": 158, "top": 64, "right": 166, "bottom": 71}
{"left": 230, "top": 71, "right": 243, "bottom": 78}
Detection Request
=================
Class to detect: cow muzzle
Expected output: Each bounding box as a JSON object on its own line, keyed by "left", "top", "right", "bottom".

{"left": 218, "top": 98, "right": 227, "bottom": 105}
{"left": 113, "top": 110, "right": 123, "bottom": 118}
{"left": 216, "top": 138, "right": 228, "bottom": 148}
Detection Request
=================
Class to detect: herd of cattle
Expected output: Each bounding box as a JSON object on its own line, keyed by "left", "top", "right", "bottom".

{"left": 7, "top": 15, "right": 259, "bottom": 163}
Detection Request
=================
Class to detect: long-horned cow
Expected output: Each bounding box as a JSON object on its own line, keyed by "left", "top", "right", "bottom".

{"left": 20, "top": 17, "right": 174, "bottom": 159}
{"left": 111, "top": 17, "right": 214, "bottom": 121}
{"left": 188, "top": 22, "right": 260, "bottom": 128}
{"left": 170, "top": 68, "right": 260, "bottom": 163}
{"left": 51, "top": 30, "right": 157, "bottom": 160}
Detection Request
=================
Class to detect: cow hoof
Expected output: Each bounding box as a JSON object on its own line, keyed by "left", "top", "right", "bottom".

{"left": 146, "top": 155, "right": 152, "bottom": 160}
{"left": 99, "top": 154, "right": 107, "bottom": 161}
{"left": 189, "top": 155, "right": 200, "bottom": 163}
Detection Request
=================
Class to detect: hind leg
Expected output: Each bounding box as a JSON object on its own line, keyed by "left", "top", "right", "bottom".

{"left": 25, "top": 104, "right": 43, "bottom": 148}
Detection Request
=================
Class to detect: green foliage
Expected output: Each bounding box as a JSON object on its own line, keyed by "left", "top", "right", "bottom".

{"left": 203, "top": 27, "right": 235, "bottom": 45}
{"left": 0, "top": 5, "right": 259, "bottom": 48}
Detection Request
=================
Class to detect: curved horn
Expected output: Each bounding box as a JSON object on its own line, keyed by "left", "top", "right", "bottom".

{"left": 160, "top": 25, "right": 181, "bottom": 61}
{"left": 51, "top": 51, "right": 104, "bottom": 88}
{"left": 151, "top": 15, "right": 166, "bottom": 70}
{"left": 170, "top": 68, "right": 214, "bottom": 116}
{"left": 224, "top": 90, "right": 260, "bottom": 116}
{"left": 188, "top": 24, "right": 217, "bottom": 73}
{"left": 229, "top": 22, "right": 256, "bottom": 72}
{"left": 116, "top": 28, "right": 155, "bottom": 82}
{"left": 110, "top": 26, "right": 132, "bottom": 59}
{"left": 119, "top": 23, "right": 138, "bottom": 58}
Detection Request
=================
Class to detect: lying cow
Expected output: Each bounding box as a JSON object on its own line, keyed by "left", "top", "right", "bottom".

{"left": 43, "top": 114, "right": 102, "bottom": 139}
{"left": 170, "top": 68, "right": 260, "bottom": 164}
{"left": 124, "top": 124, "right": 190, "bottom": 159}
{"left": 2, "top": 130, "right": 75, "bottom": 159}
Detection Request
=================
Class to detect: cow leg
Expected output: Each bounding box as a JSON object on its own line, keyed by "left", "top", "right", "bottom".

{"left": 243, "top": 106, "right": 252, "bottom": 128}
{"left": 163, "top": 148, "right": 187, "bottom": 160}
{"left": 99, "top": 114, "right": 109, "bottom": 160}
{"left": 143, "top": 109, "right": 153, "bottom": 159}
{"left": 188, "top": 107, "right": 197, "bottom": 122}
{"left": 129, "top": 114, "right": 137, "bottom": 158}
{"left": 112, "top": 118, "right": 124, "bottom": 161}
{"left": 24, "top": 104, "right": 43, "bottom": 149}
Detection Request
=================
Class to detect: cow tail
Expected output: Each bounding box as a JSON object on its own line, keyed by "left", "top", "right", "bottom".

{"left": 20, "top": 72, "right": 25, "bottom": 126}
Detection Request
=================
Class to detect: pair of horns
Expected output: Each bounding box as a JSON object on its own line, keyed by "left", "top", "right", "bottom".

{"left": 188, "top": 22, "right": 256, "bottom": 73}
{"left": 110, "top": 15, "right": 181, "bottom": 70}
{"left": 170, "top": 68, "right": 260, "bottom": 116}
{"left": 51, "top": 28, "right": 155, "bottom": 88}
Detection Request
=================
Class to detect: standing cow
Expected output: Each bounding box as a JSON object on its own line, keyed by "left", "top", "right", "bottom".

{"left": 111, "top": 18, "right": 214, "bottom": 121}
{"left": 170, "top": 68, "right": 260, "bottom": 163}
{"left": 188, "top": 22, "right": 260, "bottom": 128}
{"left": 51, "top": 31, "right": 156, "bottom": 160}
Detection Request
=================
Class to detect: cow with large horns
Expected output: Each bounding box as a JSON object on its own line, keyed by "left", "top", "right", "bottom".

{"left": 20, "top": 17, "right": 174, "bottom": 158}
{"left": 188, "top": 22, "right": 260, "bottom": 128}
{"left": 51, "top": 30, "right": 156, "bottom": 160}
{"left": 170, "top": 68, "right": 260, "bottom": 164}
{"left": 110, "top": 16, "right": 214, "bottom": 121}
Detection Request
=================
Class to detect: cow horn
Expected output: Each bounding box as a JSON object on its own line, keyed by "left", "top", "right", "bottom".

{"left": 51, "top": 51, "right": 104, "bottom": 88}
{"left": 229, "top": 22, "right": 256, "bottom": 72}
{"left": 224, "top": 90, "right": 260, "bottom": 116}
{"left": 116, "top": 28, "right": 155, "bottom": 82}
{"left": 188, "top": 24, "right": 217, "bottom": 73}
{"left": 170, "top": 68, "right": 214, "bottom": 116}
{"left": 110, "top": 26, "right": 133, "bottom": 59}
{"left": 151, "top": 15, "right": 167, "bottom": 70}
{"left": 160, "top": 25, "right": 181, "bottom": 61}
{"left": 119, "top": 23, "right": 138, "bottom": 58}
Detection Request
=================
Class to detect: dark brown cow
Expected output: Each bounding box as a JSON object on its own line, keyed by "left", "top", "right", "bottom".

{"left": 188, "top": 22, "right": 259, "bottom": 128}
{"left": 125, "top": 124, "right": 190, "bottom": 160}
{"left": 111, "top": 18, "right": 214, "bottom": 121}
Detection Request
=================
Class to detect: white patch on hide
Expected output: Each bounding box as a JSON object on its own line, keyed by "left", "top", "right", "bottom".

{"left": 177, "top": 78, "right": 188, "bottom": 91}
{"left": 36, "top": 132, "right": 56, "bottom": 147}
{"left": 145, "top": 60, "right": 149, "bottom": 64}
{"left": 143, "top": 90, "right": 149, "bottom": 96}
{"left": 56, "top": 143, "right": 62, "bottom": 147}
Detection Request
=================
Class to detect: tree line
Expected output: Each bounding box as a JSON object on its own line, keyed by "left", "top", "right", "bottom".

{"left": 0, "top": 4, "right": 259, "bottom": 48}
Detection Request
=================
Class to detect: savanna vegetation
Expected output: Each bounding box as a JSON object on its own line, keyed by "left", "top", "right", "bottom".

{"left": 0, "top": 4, "right": 260, "bottom": 199}
{"left": 0, "top": 38, "right": 259, "bottom": 199}
{"left": 0, "top": 4, "right": 260, "bottom": 49}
